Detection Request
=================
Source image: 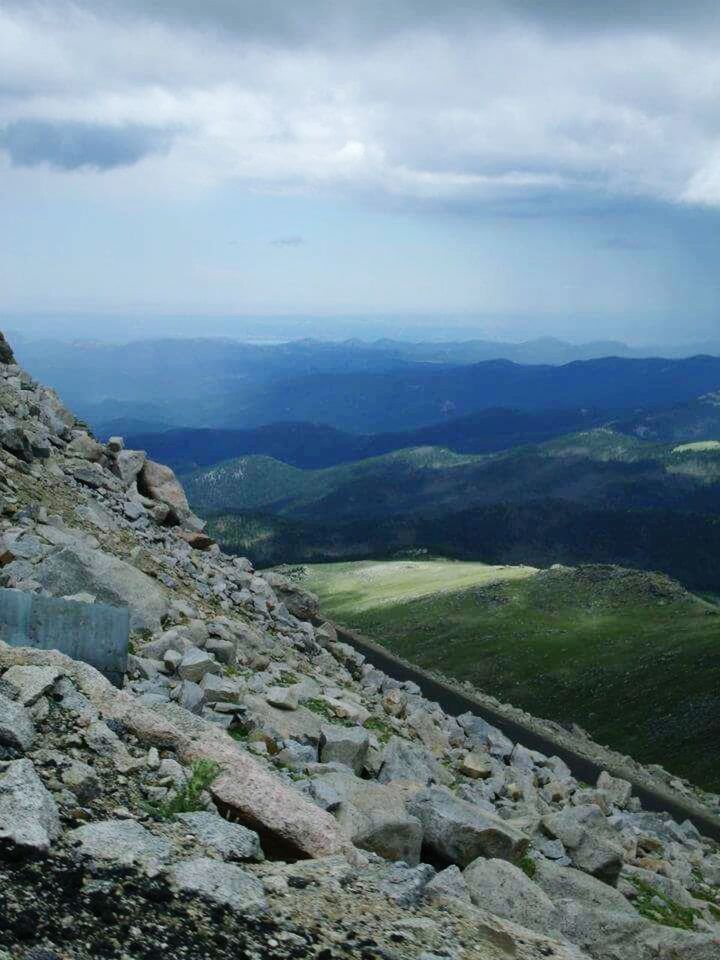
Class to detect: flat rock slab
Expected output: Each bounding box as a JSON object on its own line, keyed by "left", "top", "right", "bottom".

{"left": 69, "top": 819, "right": 174, "bottom": 868}
{"left": 167, "top": 857, "right": 267, "bottom": 913}
{"left": 176, "top": 812, "right": 264, "bottom": 862}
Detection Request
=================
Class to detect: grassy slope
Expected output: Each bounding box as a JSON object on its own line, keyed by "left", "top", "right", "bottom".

{"left": 303, "top": 559, "right": 720, "bottom": 791}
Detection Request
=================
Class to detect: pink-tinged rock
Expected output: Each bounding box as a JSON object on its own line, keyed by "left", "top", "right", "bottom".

{"left": 139, "top": 460, "right": 205, "bottom": 531}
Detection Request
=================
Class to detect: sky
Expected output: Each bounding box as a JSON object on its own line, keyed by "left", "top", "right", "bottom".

{"left": 2, "top": 1, "right": 720, "bottom": 344}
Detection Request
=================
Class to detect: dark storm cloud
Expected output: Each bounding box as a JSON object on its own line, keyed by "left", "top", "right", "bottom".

{"left": 0, "top": 120, "right": 173, "bottom": 171}
{"left": 54, "top": 0, "right": 720, "bottom": 42}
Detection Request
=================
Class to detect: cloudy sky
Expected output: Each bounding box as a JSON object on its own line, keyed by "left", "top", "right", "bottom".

{"left": 3, "top": 0, "right": 720, "bottom": 343}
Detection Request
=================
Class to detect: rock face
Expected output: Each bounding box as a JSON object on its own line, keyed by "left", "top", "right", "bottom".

{"left": 0, "top": 329, "right": 718, "bottom": 960}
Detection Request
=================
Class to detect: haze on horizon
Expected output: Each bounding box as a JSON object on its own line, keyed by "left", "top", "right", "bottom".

{"left": 3, "top": 1, "right": 720, "bottom": 345}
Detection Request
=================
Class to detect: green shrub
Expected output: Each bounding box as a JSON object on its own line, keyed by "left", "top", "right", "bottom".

{"left": 143, "top": 760, "right": 220, "bottom": 820}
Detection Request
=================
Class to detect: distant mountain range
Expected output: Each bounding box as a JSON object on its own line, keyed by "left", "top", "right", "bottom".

{"left": 12, "top": 334, "right": 720, "bottom": 435}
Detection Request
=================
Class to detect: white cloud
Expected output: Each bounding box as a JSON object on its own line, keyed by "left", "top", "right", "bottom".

{"left": 3, "top": 2, "right": 720, "bottom": 208}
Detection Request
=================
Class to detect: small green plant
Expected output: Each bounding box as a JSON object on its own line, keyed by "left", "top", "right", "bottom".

{"left": 229, "top": 721, "right": 252, "bottom": 741}
{"left": 519, "top": 855, "right": 537, "bottom": 880}
{"left": 143, "top": 760, "right": 220, "bottom": 820}
{"left": 304, "top": 697, "right": 353, "bottom": 726}
{"left": 275, "top": 671, "right": 299, "bottom": 687}
{"left": 630, "top": 877, "right": 702, "bottom": 930}
{"left": 364, "top": 716, "right": 393, "bottom": 743}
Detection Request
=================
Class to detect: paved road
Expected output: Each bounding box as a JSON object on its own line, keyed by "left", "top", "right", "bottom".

{"left": 325, "top": 619, "right": 720, "bottom": 843}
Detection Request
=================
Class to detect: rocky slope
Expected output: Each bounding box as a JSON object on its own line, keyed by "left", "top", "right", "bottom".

{"left": 0, "top": 333, "right": 719, "bottom": 960}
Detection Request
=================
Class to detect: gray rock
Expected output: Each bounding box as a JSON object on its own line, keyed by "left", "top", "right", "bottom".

{"left": 176, "top": 812, "right": 264, "bottom": 862}
{"left": 463, "top": 858, "right": 555, "bottom": 932}
{"left": 265, "top": 685, "right": 300, "bottom": 710}
{"left": 424, "top": 865, "right": 472, "bottom": 904}
{"left": 596, "top": 771, "right": 632, "bottom": 809}
{"left": 319, "top": 724, "right": 370, "bottom": 774}
{"left": 407, "top": 787, "right": 530, "bottom": 867}
{"left": 381, "top": 862, "right": 436, "bottom": 906}
{"left": 458, "top": 712, "right": 514, "bottom": 759}
{"left": 32, "top": 544, "right": 169, "bottom": 630}
{"left": 69, "top": 819, "right": 173, "bottom": 868}
{"left": 0, "top": 691, "right": 35, "bottom": 751}
{"left": 178, "top": 648, "right": 220, "bottom": 683}
{"left": 0, "top": 759, "right": 60, "bottom": 855}
{"left": 167, "top": 857, "right": 267, "bottom": 913}
{"left": 317, "top": 770, "right": 423, "bottom": 864}
{"left": 61, "top": 759, "right": 101, "bottom": 804}
{"left": 1, "top": 666, "right": 61, "bottom": 706}
{"left": 112, "top": 449, "right": 146, "bottom": 487}
{"left": 199, "top": 673, "right": 239, "bottom": 704}
{"left": 177, "top": 680, "right": 206, "bottom": 715}
{"left": 542, "top": 805, "right": 624, "bottom": 884}
{"left": 66, "top": 432, "right": 105, "bottom": 462}
{"left": 378, "top": 736, "right": 452, "bottom": 787}
{"left": 532, "top": 857, "right": 636, "bottom": 915}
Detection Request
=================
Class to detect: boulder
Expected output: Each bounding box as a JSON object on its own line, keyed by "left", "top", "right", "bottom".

{"left": 0, "top": 691, "right": 35, "bottom": 750}
{"left": 69, "top": 819, "right": 173, "bottom": 868}
{"left": 65, "top": 432, "right": 105, "bottom": 462}
{"left": 378, "top": 736, "right": 452, "bottom": 787}
{"left": 407, "top": 787, "right": 530, "bottom": 867}
{"left": 139, "top": 460, "right": 203, "bottom": 530}
{"left": 381, "top": 862, "right": 436, "bottom": 906}
{"left": 532, "top": 857, "right": 636, "bottom": 915}
{"left": 319, "top": 725, "right": 370, "bottom": 774}
{"left": 596, "top": 771, "right": 632, "bottom": 809}
{"left": 458, "top": 712, "right": 514, "bottom": 759}
{"left": 176, "top": 811, "right": 264, "bottom": 862}
{"left": 463, "top": 858, "right": 555, "bottom": 933}
{"left": 0, "top": 759, "right": 61, "bottom": 855}
{"left": 243, "top": 694, "right": 323, "bottom": 747}
{"left": 542, "top": 805, "right": 624, "bottom": 885}
{"left": 424, "top": 864, "right": 472, "bottom": 904}
{"left": 112, "top": 449, "right": 146, "bottom": 487}
{"left": 178, "top": 648, "right": 221, "bottom": 683}
{"left": 316, "top": 770, "right": 423, "bottom": 864}
{"left": 261, "top": 571, "right": 319, "bottom": 620}
{"left": 2, "top": 666, "right": 61, "bottom": 706}
{"left": 0, "top": 423, "right": 33, "bottom": 462}
{"left": 167, "top": 857, "right": 267, "bottom": 913}
{"left": 32, "top": 544, "right": 169, "bottom": 631}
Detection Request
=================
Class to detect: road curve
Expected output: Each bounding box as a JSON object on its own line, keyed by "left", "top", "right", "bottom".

{"left": 320, "top": 618, "right": 720, "bottom": 844}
